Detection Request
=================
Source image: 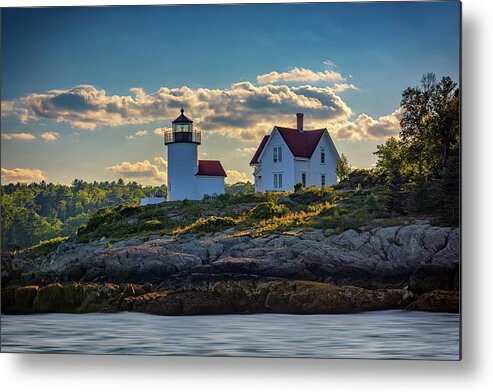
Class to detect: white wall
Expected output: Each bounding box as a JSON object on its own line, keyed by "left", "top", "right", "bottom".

{"left": 196, "top": 176, "right": 225, "bottom": 199}
{"left": 255, "top": 129, "right": 294, "bottom": 192}
{"left": 304, "top": 134, "right": 338, "bottom": 187}
{"left": 167, "top": 143, "right": 198, "bottom": 201}
{"left": 254, "top": 130, "right": 338, "bottom": 192}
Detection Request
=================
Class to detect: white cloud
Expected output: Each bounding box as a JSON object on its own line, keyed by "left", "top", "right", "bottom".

{"left": 10, "top": 81, "right": 352, "bottom": 141}
{"left": 1, "top": 167, "right": 47, "bottom": 183}
{"left": 225, "top": 169, "right": 251, "bottom": 184}
{"left": 331, "top": 83, "right": 358, "bottom": 93}
{"left": 6, "top": 66, "right": 403, "bottom": 143}
{"left": 152, "top": 127, "right": 168, "bottom": 136}
{"left": 126, "top": 129, "right": 149, "bottom": 140}
{"left": 1, "top": 132, "right": 36, "bottom": 141}
{"left": 236, "top": 147, "right": 258, "bottom": 156}
{"left": 40, "top": 131, "right": 59, "bottom": 141}
{"left": 329, "top": 108, "right": 402, "bottom": 141}
{"left": 323, "top": 59, "right": 336, "bottom": 68}
{"left": 107, "top": 158, "right": 167, "bottom": 184}
{"left": 153, "top": 156, "right": 168, "bottom": 169}
{"left": 256, "top": 67, "right": 345, "bottom": 84}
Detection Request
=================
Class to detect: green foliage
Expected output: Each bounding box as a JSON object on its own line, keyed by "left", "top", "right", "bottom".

{"left": 314, "top": 215, "right": 365, "bottom": 233}
{"left": 336, "top": 168, "right": 381, "bottom": 190}
{"left": 225, "top": 181, "right": 255, "bottom": 196}
{"left": 180, "top": 216, "right": 236, "bottom": 234}
{"left": 373, "top": 73, "right": 460, "bottom": 224}
{"left": 336, "top": 154, "right": 351, "bottom": 182}
{"left": 27, "top": 236, "right": 69, "bottom": 258}
{"left": 294, "top": 182, "right": 304, "bottom": 192}
{"left": 1, "top": 180, "right": 166, "bottom": 249}
{"left": 289, "top": 185, "right": 335, "bottom": 205}
{"left": 248, "top": 201, "right": 289, "bottom": 220}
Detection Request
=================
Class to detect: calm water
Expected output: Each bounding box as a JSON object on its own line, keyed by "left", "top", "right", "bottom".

{"left": 1, "top": 310, "right": 460, "bottom": 359}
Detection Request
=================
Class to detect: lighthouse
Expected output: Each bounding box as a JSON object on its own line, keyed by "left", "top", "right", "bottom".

{"left": 164, "top": 108, "right": 227, "bottom": 201}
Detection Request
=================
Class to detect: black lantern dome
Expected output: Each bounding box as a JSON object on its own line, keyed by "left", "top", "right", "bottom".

{"left": 165, "top": 108, "right": 201, "bottom": 145}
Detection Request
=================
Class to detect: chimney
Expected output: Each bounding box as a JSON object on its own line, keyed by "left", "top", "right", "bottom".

{"left": 296, "top": 113, "right": 304, "bottom": 131}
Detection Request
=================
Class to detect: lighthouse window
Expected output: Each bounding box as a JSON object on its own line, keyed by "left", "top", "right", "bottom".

{"left": 273, "top": 146, "right": 282, "bottom": 162}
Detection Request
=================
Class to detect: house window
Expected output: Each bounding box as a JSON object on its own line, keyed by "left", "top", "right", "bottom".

{"left": 321, "top": 148, "right": 326, "bottom": 164}
{"left": 301, "top": 172, "right": 307, "bottom": 187}
{"left": 321, "top": 174, "right": 326, "bottom": 187}
{"left": 274, "top": 173, "right": 283, "bottom": 189}
{"left": 273, "top": 146, "right": 282, "bottom": 163}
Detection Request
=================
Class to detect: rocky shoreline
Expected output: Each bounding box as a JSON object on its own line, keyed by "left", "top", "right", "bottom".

{"left": 1, "top": 223, "right": 460, "bottom": 315}
{"left": 2, "top": 281, "right": 459, "bottom": 315}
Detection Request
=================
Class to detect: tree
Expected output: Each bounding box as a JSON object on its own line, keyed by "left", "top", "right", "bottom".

{"left": 400, "top": 73, "right": 460, "bottom": 178}
{"left": 374, "top": 137, "right": 406, "bottom": 214}
{"left": 336, "top": 154, "right": 351, "bottom": 183}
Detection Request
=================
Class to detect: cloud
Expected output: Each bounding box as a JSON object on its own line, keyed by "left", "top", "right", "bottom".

{"left": 1, "top": 132, "right": 36, "bottom": 141}
{"left": 236, "top": 147, "right": 258, "bottom": 156}
{"left": 225, "top": 170, "right": 251, "bottom": 184}
{"left": 8, "top": 66, "right": 404, "bottom": 143}
{"left": 40, "top": 131, "right": 59, "bottom": 141}
{"left": 126, "top": 129, "right": 149, "bottom": 140}
{"left": 107, "top": 158, "right": 167, "bottom": 184}
{"left": 152, "top": 127, "right": 168, "bottom": 136}
{"left": 256, "top": 67, "right": 345, "bottom": 84}
{"left": 1, "top": 101, "right": 15, "bottom": 116}
{"left": 329, "top": 108, "right": 402, "bottom": 141}
{"left": 10, "top": 81, "right": 352, "bottom": 140}
{"left": 323, "top": 59, "right": 336, "bottom": 68}
{"left": 1, "top": 167, "right": 47, "bottom": 183}
{"left": 331, "top": 83, "right": 358, "bottom": 93}
{"left": 153, "top": 156, "right": 168, "bottom": 169}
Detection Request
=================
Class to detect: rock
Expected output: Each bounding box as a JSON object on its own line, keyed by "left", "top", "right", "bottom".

{"left": 408, "top": 264, "right": 458, "bottom": 294}
{"left": 32, "top": 283, "right": 65, "bottom": 313}
{"left": 6, "top": 223, "right": 460, "bottom": 292}
{"left": 263, "top": 281, "right": 410, "bottom": 314}
{"left": 123, "top": 280, "right": 412, "bottom": 316}
{"left": 406, "top": 290, "right": 459, "bottom": 313}
{"left": 14, "top": 285, "right": 39, "bottom": 311}
{"left": 4, "top": 282, "right": 150, "bottom": 314}
{"left": 207, "top": 242, "right": 224, "bottom": 263}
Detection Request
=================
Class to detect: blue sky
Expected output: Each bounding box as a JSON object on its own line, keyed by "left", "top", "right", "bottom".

{"left": 1, "top": 2, "right": 460, "bottom": 185}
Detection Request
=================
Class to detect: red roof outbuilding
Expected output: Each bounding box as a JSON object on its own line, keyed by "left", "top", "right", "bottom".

{"left": 196, "top": 160, "right": 227, "bottom": 177}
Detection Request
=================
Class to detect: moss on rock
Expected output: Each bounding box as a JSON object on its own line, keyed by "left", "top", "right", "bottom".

{"left": 406, "top": 290, "right": 459, "bottom": 313}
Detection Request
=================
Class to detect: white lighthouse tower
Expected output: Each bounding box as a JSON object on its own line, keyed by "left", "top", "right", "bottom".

{"left": 165, "top": 108, "right": 226, "bottom": 201}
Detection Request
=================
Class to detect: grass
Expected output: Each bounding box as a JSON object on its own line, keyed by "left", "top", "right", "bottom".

{"left": 25, "top": 236, "right": 69, "bottom": 258}
{"left": 74, "top": 186, "right": 418, "bottom": 244}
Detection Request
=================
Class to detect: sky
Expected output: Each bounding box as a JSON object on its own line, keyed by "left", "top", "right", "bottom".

{"left": 1, "top": 2, "right": 460, "bottom": 186}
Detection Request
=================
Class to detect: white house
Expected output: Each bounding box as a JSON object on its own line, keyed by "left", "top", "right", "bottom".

{"left": 164, "top": 108, "right": 227, "bottom": 201}
{"left": 249, "top": 113, "right": 339, "bottom": 192}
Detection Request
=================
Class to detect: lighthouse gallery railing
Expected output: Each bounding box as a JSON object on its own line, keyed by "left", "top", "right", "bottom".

{"left": 164, "top": 130, "right": 201, "bottom": 144}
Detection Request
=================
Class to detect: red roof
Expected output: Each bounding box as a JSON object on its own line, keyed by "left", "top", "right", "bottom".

{"left": 196, "top": 160, "right": 227, "bottom": 177}
{"left": 249, "top": 135, "right": 270, "bottom": 165}
{"left": 250, "top": 127, "right": 325, "bottom": 164}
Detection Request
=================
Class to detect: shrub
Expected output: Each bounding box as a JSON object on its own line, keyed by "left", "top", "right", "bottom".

{"left": 289, "top": 186, "right": 335, "bottom": 205}
{"left": 248, "top": 201, "right": 289, "bottom": 220}
{"left": 314, "top": 215, "right": 365, "bottom": 232}
{"left": 181, "top": 216, "right": 236, "bottom": 234}
{"left": 364, "top": 193, "right": 384, "bottom": 215}
{"left": 27, "top": 236, "right": 69, "bottom": 258}
{"left": 142, "top": 219, "right": 163, "bottom": 230}
{"left": 294, "top": 182, "right": 304, "bottom": 192}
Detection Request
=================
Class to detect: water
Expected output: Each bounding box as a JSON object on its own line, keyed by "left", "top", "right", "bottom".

{"left": 1, "top": 310, "right": 459, "bottom": 359}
